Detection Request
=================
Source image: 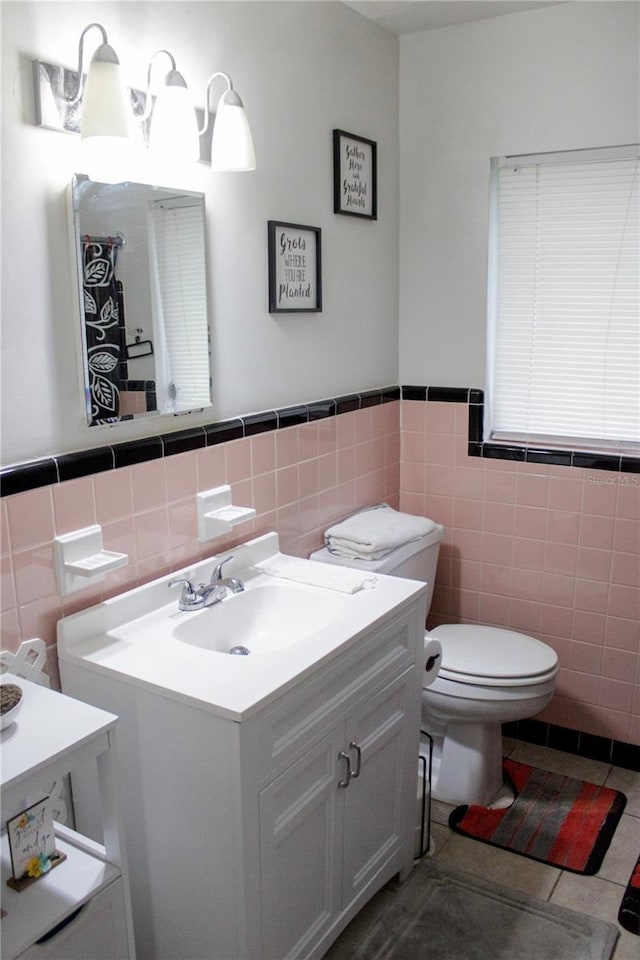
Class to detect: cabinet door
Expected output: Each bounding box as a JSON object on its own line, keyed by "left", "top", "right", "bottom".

{"left": 259, "top": 730, "right": 343, "bottom": 960}
{"left": 341, "top": 670, "right": 415, "bottom": 908}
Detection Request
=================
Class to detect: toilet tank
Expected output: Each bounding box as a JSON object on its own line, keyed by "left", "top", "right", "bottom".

{"left": 309, "top": 522, "right": 444, "bottom": 618}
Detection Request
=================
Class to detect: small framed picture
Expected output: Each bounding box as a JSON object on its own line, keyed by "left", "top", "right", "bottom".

{"left": 268, "top": 221, "right": 322, "bottom": 313}
{"left": 6, "top": 797, "right": 66, "bottom": 890}
{"left": 333, "top": 129, "right": 377, "bottom": 220}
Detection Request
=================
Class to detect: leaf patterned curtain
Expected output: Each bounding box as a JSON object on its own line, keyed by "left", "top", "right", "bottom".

{"left": 82, "top": 237, "right": 125, "bottom": 425}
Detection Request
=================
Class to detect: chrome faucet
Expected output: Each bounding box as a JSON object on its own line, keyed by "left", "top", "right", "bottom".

{"left": 169, "top": 555, "right": 244, "bottom": 611}
{"left": 168, "top": 577, "right": 204, "bottom": 611}
{"left": 209, "top": 555, "right": 245, "bottom": 594}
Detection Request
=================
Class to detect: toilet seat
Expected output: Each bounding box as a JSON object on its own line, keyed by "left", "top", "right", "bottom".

{"left": 428, "top": 624, "right": 558, "bottom": 687}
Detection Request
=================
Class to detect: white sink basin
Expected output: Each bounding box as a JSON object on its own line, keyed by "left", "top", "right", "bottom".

{"left": 174, "top": 580, "right": 348, "bottom": 655}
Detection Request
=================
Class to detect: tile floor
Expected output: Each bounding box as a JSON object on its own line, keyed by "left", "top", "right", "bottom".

{"left": 327, "top": 740, "right": 640, "bottom": 960}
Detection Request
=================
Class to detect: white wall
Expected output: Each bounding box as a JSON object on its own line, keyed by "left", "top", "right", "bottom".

{"left": 1, "top": 1, "right": 398, "bottom": 466}
{"left": 398, "top": 1, "right": 640, "bottom": 390}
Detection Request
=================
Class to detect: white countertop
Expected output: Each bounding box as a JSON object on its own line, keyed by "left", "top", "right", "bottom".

{"left": 1, "top": 674, "right": 117, "bottom": 793}
{"left": 57, "top": 533, "right": 426, "bottom": 721}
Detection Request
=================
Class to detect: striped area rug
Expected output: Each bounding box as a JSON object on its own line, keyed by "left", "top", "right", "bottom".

{"left": 449, "top": 758, "right": 626, "bottom": 875}
{"left": 619, "top": 853, "right": 640, "bottom": 935}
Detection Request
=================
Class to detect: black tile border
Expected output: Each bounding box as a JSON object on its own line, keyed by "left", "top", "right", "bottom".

{"left": 113, "top": 437, "right": 163, "bottom": 469}
{"left": 503, "top": 718, "right": 640, "bottom": 773}
{"left": 58, "top": 447, "right": 114, "bottom": 482}
{"left": 0, "top": 458, "right": 59, "bottom": 497}
{"left": 161, "top": 427, "right": 206, "bottom": 457}
{"left": 427, "top": 386, "right": 469, "bottom": 403}
{"left": 277, "top": 405, "right": 309, "bottom": 428}
{"left": 3, "top": 384, "right": 638, "bottom": 497}
{"left": 308, "top": 399, "right": 337, "bottom": 421}
{"left": 335, "top": 394, "right": 360, "bottom": 415}
{"left": 205, "top": 419, "right": 244, "bottom": 446}
{"left": 242, "top": 412, "right": 278, "bottom": 437}
{"left": 400, "top": 385, "right": 640, "bottom": 476}
{"left": 402, "top": 385, "right": 427, "bottom": 402}
{"left": 0, "top": 386, "right": 401, "bottom": 497}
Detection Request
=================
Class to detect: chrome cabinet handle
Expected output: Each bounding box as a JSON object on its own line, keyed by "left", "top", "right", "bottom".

{"left": 349, "top": 741, "right": 362, "bottom": 778}
{"left": 338, "top": 751, "right": 351, "bottom": 788}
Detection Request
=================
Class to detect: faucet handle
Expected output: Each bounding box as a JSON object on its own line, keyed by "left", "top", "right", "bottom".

{"left": 210, "top": 555, "right": 235, "bottom": 584}
{"left": 168, "top": 577, "right": 201, "bottom": 609}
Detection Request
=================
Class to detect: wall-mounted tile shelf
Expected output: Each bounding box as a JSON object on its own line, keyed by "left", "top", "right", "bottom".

{"left": 64, "top": 552, "right": 128, "bottom": 576}
{"left": 197, "top": 485, "right": 256, "bottom": 541}
{"left": 54, "top": 525, "right": 128, "bottom": 595}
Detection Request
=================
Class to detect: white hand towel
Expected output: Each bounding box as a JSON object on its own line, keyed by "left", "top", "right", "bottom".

{"left": 325, "top": 505, "right": 436, "bottom": 560}
{"left": 255, "top": 554, "right": 376, "bottom": 594}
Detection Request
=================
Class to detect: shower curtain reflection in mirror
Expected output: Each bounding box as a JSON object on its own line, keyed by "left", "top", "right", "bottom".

{"left": 82, "top": 235, "right": 125, "bottom": 425}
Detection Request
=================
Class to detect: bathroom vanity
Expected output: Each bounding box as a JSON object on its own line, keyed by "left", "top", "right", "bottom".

{"left": 57, "top": 533, "right": 426, "bottom": 960}
{"left": 0, "top": 676, "right": 135, "bottom": 959}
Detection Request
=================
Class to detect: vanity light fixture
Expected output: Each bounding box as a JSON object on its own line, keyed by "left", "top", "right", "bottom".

{"left": 142, "top": 50, "right": 200, "bottom": 163}
{"left": 64, "top": 22, "right": 131, "bottom": 146}
{"left": 32, "top": 26, "right": 256, "bottom": 170}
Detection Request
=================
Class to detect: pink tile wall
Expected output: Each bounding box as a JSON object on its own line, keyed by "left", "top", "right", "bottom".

{"left": 400, "top": 400, "right": 640, "bottom": 746}
{"left": 0, "top": 404, "right": 399, "bottom": 685}
{"left": 3, "top": 396, "right": 637, "bottom": 747}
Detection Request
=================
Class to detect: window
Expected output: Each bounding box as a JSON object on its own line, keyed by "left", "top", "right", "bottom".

{"left": 486, "top": 145, "right": 640, "bottom": 456}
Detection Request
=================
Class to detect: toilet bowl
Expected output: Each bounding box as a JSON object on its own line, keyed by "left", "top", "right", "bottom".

{"left": 420, "top": 623, "right": 557, "bottom": 806}
{"left": 310, "top": 513, "right": 558, "bottom": 807}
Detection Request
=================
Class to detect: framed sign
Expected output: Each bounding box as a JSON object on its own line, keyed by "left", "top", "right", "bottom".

{"left": 268, "top": 221, "right": 322, "bottom": 313}
{"left": 333, "top": 129, "right": 377, "bottom": 220}
{"left": 6, "top": 797, "right": 66, "bottom": 890}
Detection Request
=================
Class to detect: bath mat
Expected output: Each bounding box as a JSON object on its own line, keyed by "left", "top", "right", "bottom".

{"left": 448, "top": 758, "right": 626, "bottom": 875}
{"left": 618, "top": 851, "right": 640, "bottom": 935}
{"left": 324, "top": 860, "right": 618, "bottom": 960}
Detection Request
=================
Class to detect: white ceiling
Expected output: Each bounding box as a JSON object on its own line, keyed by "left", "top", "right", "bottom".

{"left": 341, "top": 1, "right": 563, "bottom": 34}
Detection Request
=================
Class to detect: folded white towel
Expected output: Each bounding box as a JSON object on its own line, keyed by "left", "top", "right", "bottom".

{"left": 325, "top": 505, "right": 436, "bottom": 561}
{"left": 255, "top": 554, "right": 376, "bottom": 594}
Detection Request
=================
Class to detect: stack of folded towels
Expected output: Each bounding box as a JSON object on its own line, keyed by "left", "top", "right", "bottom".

{"left": 324, "top": 504, "right": 437, "bottom": 562}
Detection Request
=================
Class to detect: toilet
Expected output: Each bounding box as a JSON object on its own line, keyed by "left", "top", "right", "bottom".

{"left": 310, "top": 518, "right": 558, "bottom": 808}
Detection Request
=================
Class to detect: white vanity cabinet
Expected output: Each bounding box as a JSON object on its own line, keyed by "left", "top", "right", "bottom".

{"left": 57, "top": 534, "right": 426, "bottom": 960}
{"left": 0, "top": 675, "right": 135, "bottom": 960}
{"left": 62, "top": 603, "right": 423, "bottom": 960}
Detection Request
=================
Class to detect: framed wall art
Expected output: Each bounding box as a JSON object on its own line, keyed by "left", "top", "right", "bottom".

{"left": 333, "top": 129, "right": 377, "bottom": 220}
{"left": 268, "top": 221, "right": 322, "bottom": 313}
{"left": 6, "top": 797, "right": 66, "bottom": 891}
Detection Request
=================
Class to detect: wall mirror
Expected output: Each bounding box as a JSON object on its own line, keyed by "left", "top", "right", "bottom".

{"left": 69, "top": 174, "right": 212, "bottom": 427}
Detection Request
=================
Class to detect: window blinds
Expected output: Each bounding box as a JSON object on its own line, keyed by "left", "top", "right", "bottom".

{"left": 487, "top": 146, "right": 640, "bottom": 454}
{"left": 152, "top": 202, "right": 210, "bottom": 411}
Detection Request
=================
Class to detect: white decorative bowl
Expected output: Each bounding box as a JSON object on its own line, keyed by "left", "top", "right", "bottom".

{"left": 1, "top": 682, "right": 23, "bottom": 730}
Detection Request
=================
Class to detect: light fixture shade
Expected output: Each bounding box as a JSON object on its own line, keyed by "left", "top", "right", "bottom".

{"left": 81, "top": 44, "right": 131, "bottom": 142}
{"left": 149, "top": 72, "right": 199, "bottom": 162}
{"left": 210, "top": 89, "right": 256, "bottom": 172}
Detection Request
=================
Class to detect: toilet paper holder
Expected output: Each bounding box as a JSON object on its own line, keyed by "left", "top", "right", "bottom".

{"left": 425, "top": 652, "right": 440, "bottom": 673}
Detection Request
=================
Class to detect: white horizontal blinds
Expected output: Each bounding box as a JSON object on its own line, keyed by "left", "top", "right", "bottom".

{"left": 152, "top": 202, "right": 210, "bottom": 410}
{"left": 491, "top": 149, "right": 640, "bottom": 452}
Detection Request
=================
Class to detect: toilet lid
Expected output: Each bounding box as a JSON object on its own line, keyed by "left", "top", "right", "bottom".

{"left": 429, "top": 624, "right": 558, "bottom": 686}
